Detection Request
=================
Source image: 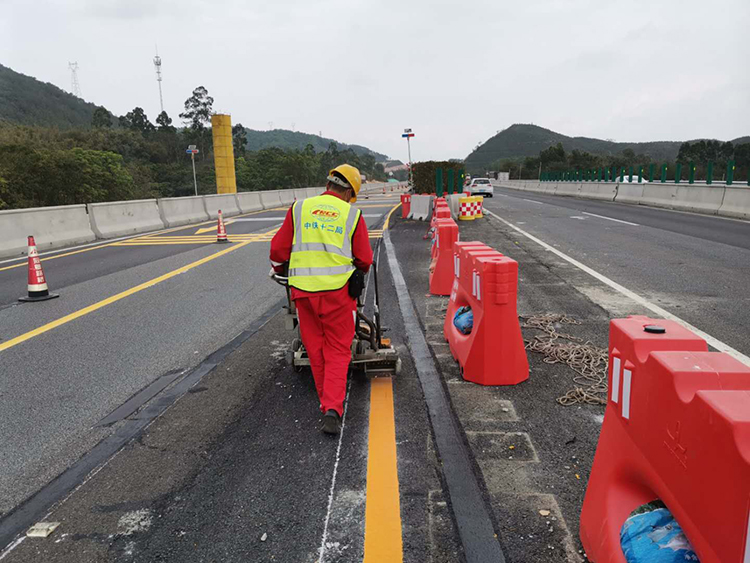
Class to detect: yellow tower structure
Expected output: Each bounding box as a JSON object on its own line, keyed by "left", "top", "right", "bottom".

{"left": 211, "top": 114, "right": 237, "bottom": 194}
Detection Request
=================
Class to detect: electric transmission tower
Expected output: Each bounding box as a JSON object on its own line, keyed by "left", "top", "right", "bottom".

{"left": 153, "top": 50, "right": 164, "bottom": 114}
{"left": 68, "top": 62, "right": 82, "bottom": 98}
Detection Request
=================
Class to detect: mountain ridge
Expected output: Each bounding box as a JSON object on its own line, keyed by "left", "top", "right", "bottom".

{"left": 465, "top": 124, "right": 749, "bottom": 171}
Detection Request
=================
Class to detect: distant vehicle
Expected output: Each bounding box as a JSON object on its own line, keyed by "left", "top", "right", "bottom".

{"left": 615, "top": 175, "right": 648, "bottom": 183}
{"left": 468, "top": 177, "right": 494, "bottom": 197}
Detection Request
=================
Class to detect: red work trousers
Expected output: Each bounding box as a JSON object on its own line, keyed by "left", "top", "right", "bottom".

{"left": 295, "top": 292, "right": 356, "bottom": 416}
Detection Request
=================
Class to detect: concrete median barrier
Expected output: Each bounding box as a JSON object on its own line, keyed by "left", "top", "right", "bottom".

{"left": 278, "top": 190, "right": 295, "bottom": 206}
{"left": 236, "top": 192, "right": 264, "bottom": 213}
{"left": 579, "top": 182, "right": 617, "bottom": 201}
{"left": 307, "top": 187, "right": 323, "bottom": 198}
{"left": 614, "top": 182, "right": 645, "bottom": 204}
{"left": 640, "top": 184, "right": 677, "bottom": 209}
{"left": 88, "top": 199, "right": 165, "bottom": 239}
{"left": 718, "top": 186, "right": 750, "bottom": 220}
{"left": 0, "top": 204, "right": 96, "bottom": 258}
{"left": 408, "top": 194, "right": 432, "bottom": 220}
{"left": 204, "top": 194, "right": 241, "bottom": 219}
{"left": 259, "top": 190, "right": 282, "bottom": 209}
{"left": 672, "top": 185, "right": 725, "bottom": 215}
{"left": 556, "top": 182, "right": 582, "bottom": 197}
{"left": 293, "top": 189, "right": 308, "bottom": 201}
{"left": 157, "top": 196, "right": 210, "bottom": 227}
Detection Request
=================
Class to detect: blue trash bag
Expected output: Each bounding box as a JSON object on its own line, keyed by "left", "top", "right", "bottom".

{"left": 621, "top": 501, "right": 699, "bottom": 562}
{"left": 453, "top": 306, "right": 473, "bottom": 335}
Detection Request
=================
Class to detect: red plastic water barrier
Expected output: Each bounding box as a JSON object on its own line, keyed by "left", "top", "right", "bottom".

{"left": 442, "top": 241, "right": 528, "bottom": 386}
{"left": 429, "top": 218, "right": 459, "bottom": 296}
{"left": 580, "top": 315, "right": 750, "bottom": 563}
{"left": 430, "top": 198, "right": 451, "bottom": 227}
{"left": 401, "top": 194, "right": 411, "bottom": 218}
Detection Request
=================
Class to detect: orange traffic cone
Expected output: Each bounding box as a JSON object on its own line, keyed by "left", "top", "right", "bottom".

{"left": 19, "top": 236, "right": 59, "bottom": 302}
{"left": 216, "top": 210, "right": 229, "bottom": 243}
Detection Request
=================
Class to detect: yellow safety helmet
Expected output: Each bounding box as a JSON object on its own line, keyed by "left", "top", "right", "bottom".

{"left": 327, "top": 164, "right": 362, "bottom": 203}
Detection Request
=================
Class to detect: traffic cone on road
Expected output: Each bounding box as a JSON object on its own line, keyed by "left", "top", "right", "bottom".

{"left": 216, "top": 210, "right": 229, "bottom": 243}
{"left": 19, "top": 236, "right": 59, "bottom": 302}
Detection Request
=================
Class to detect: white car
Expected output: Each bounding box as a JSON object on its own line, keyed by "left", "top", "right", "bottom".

{"left": 468, "top": 177, "right": 494, "bottom": 197}
{"left": 615, "top": 175, "right": 649, "bottom": 184}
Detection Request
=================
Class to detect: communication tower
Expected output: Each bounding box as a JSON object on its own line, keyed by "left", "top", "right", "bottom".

{"left": 68, "top": 62, "right": 82, "bottom": 98}
{"left": 153, "top": 51, "right": 164, "bottom": 114}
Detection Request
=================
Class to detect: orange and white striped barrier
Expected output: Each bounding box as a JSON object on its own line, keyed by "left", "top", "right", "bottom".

{"left": 216, "top": 210, "right": 229, "bottom": 243}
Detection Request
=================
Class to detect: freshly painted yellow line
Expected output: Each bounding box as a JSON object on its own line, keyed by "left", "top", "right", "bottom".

{"left": 0, "top": 241, "right": 252, "bottom": 354}
{"left": 383, "top": 203, "right": 402, "bottom": 231}
{"left": 363, "top": 377, "right": 403, "bottom": 563}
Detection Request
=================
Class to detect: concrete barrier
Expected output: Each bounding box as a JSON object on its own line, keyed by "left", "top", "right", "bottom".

{"left": 718, "top": 187, "right": 750, "bottom": 220}
{"left": 293, "top": 189, "right": 309, "bottom": 201}
{"left": 307, "top": 187, "right": 323, "bottom": 198}
{"left": 0, "top": 204, "right": 96, "bottom": 258}
{"left": 236, "top": 192, "right": 264, "bottom": 213}
{"left": 640, "top": 184, "right": 677, "bottom": 209}
{"left": 578, "top": 182, "right": 617, "bottom": 201}
{"left": 88, "top": 199, "right": 165, "bottom": 239}
{"left": 556, "top": 182, "right": 582, "bottom": 197}
{"left": 278, "top": 190, "right": 295, "bottom": 206}
{"left": 614, "top": 182, "right": 644, "bottom": 205}
{"left": 157, "top": 196, "right": 209, "bottom": 227}
{"left": 448, "top": 194, "right": 462, "bottom": 218}
{"left": 204, "top": 194, "right": 241, "bottom": 219}
{"left": 259, "top": 191, "right": 282, "bottom": 209}
{"left": 408, "top": 194, "right": 432, "bottom": 220}
{"left": 671, "top": 185, "right": 725, "bottom": 215}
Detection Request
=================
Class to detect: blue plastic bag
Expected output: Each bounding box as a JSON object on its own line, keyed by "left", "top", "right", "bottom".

{"left": 621, "top": 504, "right": 698, "bottom": 562}
{"left": 453, "top": 306, "right": 473, "bottom": 335}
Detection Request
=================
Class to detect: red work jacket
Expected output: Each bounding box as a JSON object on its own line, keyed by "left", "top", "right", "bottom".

{"left": 270, "top": 190, "right": 373, "bottom": 300}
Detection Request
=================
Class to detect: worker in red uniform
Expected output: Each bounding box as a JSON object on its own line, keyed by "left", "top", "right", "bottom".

{"left": 270, "top": 164, "right": 372, "bottom": 434}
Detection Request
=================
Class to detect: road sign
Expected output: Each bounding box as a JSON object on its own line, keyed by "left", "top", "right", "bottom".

{"left": 401, "top": 133, "right": 414, "bottom": 138}
{"left": 186, "top": 148, "right": 199, "bottom": 154}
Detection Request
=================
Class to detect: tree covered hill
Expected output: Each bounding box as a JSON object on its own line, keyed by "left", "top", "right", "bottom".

{"left": 465, "top": 124, "right": 748, "bottom": 172}
{"left": 243, "top": 128, "right": 388, "bottom": 161}
{"left": 0, "top": 63, "right": 99, "bottom": 129}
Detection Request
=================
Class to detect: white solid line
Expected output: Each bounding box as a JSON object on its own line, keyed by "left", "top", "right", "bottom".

{"left": 0, "top": 537, "right": 25, "bottom": 561}
{"left": 522, "top": 199, "right": 544, "bottom": 205}
{"left": 582, "top": 212, "right": 639, "bottom": 226}
{"left": 317, "top": 380, "right": 352, "bottom": 563}
{"left": 484, "top": 209, "right": 750, "bottom": 367}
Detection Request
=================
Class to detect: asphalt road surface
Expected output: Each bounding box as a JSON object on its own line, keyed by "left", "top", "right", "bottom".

{"left": 485, "top": 186, "right": 750, "bottom": 360}
{"left": 0, "top": 192, "right": 395, "bottom": 519}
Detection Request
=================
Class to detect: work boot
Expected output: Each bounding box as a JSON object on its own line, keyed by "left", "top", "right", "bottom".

{"left": 322, "top": 410, "right": 341, "bottom": 435}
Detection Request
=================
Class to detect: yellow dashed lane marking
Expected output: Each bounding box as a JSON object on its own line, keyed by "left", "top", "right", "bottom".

{"left": 0, "top": 241, "right": 252, "bottom": 353}
{"left": 364, "top": 377, "right": 403, "bottom": 562}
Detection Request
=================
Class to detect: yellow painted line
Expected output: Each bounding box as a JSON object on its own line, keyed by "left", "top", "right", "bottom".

{"left": 0, "top": 241, "right": 252, "bottom": 354}
{"left": 383, "top": 203, "right": 402, "bottom": 231}
{"left": 363, "top": 377, "right": 403, "bottom": 562}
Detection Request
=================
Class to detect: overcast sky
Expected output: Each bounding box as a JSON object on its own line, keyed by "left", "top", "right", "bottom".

{"left": 2, "top": 0, "right": 749, "bottom": 161}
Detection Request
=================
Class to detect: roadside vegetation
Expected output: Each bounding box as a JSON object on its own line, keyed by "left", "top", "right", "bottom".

{"left": 0, "top": 85, "right": 386, "bottom": 210}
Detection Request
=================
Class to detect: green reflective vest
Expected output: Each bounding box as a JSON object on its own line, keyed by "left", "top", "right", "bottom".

{"left": 288, "top": 194, "right": 361, "bottom": 292}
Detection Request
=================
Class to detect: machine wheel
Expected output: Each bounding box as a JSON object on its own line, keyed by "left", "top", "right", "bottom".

{"left": 292, "top": 338, "right": 302, "bottom": 352}
{"left": 395, "top": 357, "right": 402, "bottom": 376}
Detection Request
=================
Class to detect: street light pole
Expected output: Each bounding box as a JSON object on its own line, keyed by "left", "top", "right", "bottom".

{"left": 403, "top": 128, "right": 415, "bottom": 187}
{"left": 191, "top": 153, "right": 198, "bottom": 196}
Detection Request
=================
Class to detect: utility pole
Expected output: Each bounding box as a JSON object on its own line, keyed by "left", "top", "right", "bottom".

{"left": 153, "top": 50, "right": 164, "bottom": 114}
{"left": 519, "top": 161, "right": 523, "bottom": 180}
{"left": 68, "top": 62, "right": 81, "bottom": 98}
{"left": 187, "top": 145, "right": 199, "bottom": 196}
{"left": 538, "top": 161, "right": 542, "bottom": 180}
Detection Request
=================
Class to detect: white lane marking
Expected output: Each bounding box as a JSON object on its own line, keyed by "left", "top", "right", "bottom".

{"left": 484, "top": 209, "right": 750, "bottom": 367}
{"left": 583, "top": 212, "right": 639, "bottom": 226}
{"left": 522, "top": 199, "right": 544, "bottom": 205}
{"left": 317, "top": 380, "right": 352, "bottom": 563}
{"left": 0, "top": 537, "right": 25, "bottom": 560}
{"left": 570, "top": 216, "right": 586, "bottom": 220}
{"left": 362, "top": 214, "right": 386, "bottom": 218}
